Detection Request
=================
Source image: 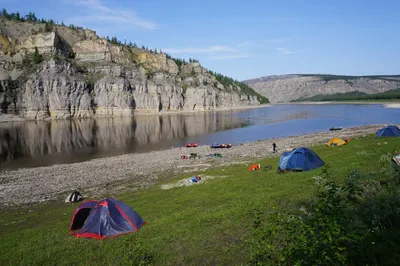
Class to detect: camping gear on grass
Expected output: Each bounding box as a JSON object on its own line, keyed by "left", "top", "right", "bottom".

{"left": 248, "top": 164, "right": 261, "bottom": 171}
{"left": 65, "top": 190, "right": 83, "bottom": 203}
{"left": 211, "top": 143, "right": 232, "bottom": 148}
{"left": 181, "top": 153, "right": 198, "bottom": 159}
{"left": 189, "top": 176, "right": 202, "bottom": 183}
{"left": 393, "top": 154, "right": 400, "bottom": 166}
{"left": 70, "top": 198, "right": 145, "bottom": 239}
{"left": 329, "top": 127, "right": 343, "bottom": 131}
{"left": 376, "top": 125, "right": 400, "bottom": 138}
{"left": 327, "top": 138, "right": 347, "bottom": 147}
{"left": 205, "top": 153, "right": 222, "bottom": 158}
{"left": 278, "top": 147, "right": 325, "bottom": 172}
{"left": 189, "top": 153, "right": 198, "bottom": 159}
{"left": 186, "top": 142, "right": 198, "bottom": 148}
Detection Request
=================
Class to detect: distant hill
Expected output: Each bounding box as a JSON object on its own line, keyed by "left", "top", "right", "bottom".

{"left": 244, "top": 74, "right": 400, "bottom": 103}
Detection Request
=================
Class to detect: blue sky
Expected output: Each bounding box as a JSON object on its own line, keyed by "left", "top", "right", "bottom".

{"left": 2, "top": 0, "right": 400, "bottom": 80}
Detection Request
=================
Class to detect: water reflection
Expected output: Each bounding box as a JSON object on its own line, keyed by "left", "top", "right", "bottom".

{"left": 1, "top": 104, "right": 399, "bottom": 169}
{"left": 0, "top": 112, "right": 248, "bottom": 168}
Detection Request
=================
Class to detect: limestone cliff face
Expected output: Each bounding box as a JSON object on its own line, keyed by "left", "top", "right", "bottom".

{"left": 245, "top": 74, "right": 400, "bottom": 103}
{"left": 0, "top": 17, "right": 265, "bottom": 120}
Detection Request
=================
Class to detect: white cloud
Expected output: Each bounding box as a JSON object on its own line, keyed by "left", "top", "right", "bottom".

{"left": 74, "top": 0, "right": 111, "bottom": 12}
{"left": 237, "top": 39, "right": 290, "bottom": 49}
{"left": 163, "top": 46, "right": 237, "bottom": 54}
{"left": 208, "top": 54, "right": 251, "bottom": 60}
{"left": 276, "top": 47, "right": 296, "bottom": 55}
{"left": 67, "top": 0, "right": 156, "bottom": 30}
{"left": 237, "top": 42, "right": 252, "bottom": 48}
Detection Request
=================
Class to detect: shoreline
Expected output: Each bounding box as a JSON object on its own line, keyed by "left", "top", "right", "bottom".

{"left": 0, "top": 104, "right": 271, "bottom": 123}
{"left": 384, "top": 103, "right": 400, "bottom": 108}
{"left": 0, "top": 124, "right": 388, "bottom": 206}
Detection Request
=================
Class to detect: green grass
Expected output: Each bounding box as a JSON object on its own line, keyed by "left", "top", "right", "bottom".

{"left": 294, "top": 88, "right": 400, "bottom": 102}
{"left": 1, "top": 135, "right": 399, "bottom": 265}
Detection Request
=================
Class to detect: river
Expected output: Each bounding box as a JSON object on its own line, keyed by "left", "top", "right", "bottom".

{"left": 0, "top": 103, "right": 399, "bottom": 169}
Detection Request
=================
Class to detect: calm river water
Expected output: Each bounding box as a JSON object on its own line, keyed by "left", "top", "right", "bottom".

{"left": 0, "top": 104, "right": 399, "bottom": 169}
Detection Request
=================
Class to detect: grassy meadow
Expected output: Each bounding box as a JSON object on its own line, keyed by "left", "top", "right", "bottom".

{"left": 1, "top": 135, "right": 400, "bottom": 265}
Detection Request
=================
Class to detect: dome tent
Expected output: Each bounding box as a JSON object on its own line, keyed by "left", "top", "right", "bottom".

{"left": 327, "top": 138, "right": 347, "bottom": 147}
{"left": 376, "top": 125, "right": 400, "bottom": 138}
{"left": 70, "top": 198, "right": 145, "bottom": 239}
{"left": 278, "top": 147, "right": 325, "bottom": 172}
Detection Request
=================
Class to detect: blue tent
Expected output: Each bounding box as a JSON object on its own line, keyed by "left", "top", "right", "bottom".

{"left": 376, "top": 125, "right": 400, "bottom": 138}
{"left": 278, "top": 147, "right": 325, "bottom": 171}
{"left": 70, "top": 198, "right": 145, "bottom": 239}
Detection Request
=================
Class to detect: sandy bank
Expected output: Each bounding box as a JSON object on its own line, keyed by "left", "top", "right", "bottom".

{"left": 384, "top": 103, "right": 400, "bottom": 109}
{"left": 0, "top": 124, "right": 389, "bottom": 207}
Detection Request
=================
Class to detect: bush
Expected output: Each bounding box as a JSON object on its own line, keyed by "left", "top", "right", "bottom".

{"left": 248, "top": 157, "right": 400, "bottom": 265}
{"left": 18, "top": 46, "right": 43, "bottom": 70}
{"left": 44, "top": 22, "right": 53, "bottom": 32}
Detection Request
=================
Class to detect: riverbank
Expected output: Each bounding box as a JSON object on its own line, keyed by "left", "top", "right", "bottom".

{"left": 0, "top": 104, "right": 271, "bottom": 123}
{"left": 384, "top": 103, "right": 400, "bottom": 108}
{"left": 0, "top": 124, "right": 388, "bottom": 206}
{"left": 2, "top": 129, "right": 399, "bottom": 265}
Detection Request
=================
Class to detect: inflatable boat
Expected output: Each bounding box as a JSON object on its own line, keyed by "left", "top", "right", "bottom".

{"left": 329, "top": 127, "right": 343, "bottom": 131}
{"left": 186, "top": 142, "right": 198, "bottom": 148}
{"left": 210, "top": 143, "right": 232, "bottom": 148}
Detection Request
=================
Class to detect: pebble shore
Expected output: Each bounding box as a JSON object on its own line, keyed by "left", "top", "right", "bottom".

{"left": 0, "top": 124, "right": 386, "bottom": 206}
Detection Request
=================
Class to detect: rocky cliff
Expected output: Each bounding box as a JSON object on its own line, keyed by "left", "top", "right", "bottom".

{"left": 0, "top": 16, "right": 267, "bottom": 120}
{"left": 245, "top": 74, "right": 400, "bottom": 103}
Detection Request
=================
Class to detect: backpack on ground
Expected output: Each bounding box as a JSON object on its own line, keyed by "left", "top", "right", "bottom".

{"left": 65, "top": 190, "right": 83, "bottom": 203}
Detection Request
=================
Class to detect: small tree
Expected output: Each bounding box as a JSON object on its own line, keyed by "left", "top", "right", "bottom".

{"left": 68, "top": 50, "right": 76, "bottom": 59}
{"left": 32, "top": 46, "right": 43, "bottom": 64}
{"left": 44, "top": 22, "right": 52, "bottom": 32}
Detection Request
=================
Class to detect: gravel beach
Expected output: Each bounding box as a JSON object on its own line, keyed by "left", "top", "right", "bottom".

{"left": 0, "top": 124, "right": 387, "bottom": 206}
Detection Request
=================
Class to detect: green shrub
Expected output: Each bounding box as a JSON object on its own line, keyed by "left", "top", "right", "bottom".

{"left": 248, "top": 157, "right": 400, "bottom": 265}
{"left": 18, "top": 46, "right": 43, "bottom": 70}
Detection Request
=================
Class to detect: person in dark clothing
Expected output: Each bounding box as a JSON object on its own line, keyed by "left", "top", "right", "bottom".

{"left": 272, "top": 142, "right": 277, "bottom": 153}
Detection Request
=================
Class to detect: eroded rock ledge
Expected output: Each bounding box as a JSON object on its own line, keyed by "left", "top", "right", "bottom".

{"left": 0, "top": 18, "right": 266, "bottom": 120}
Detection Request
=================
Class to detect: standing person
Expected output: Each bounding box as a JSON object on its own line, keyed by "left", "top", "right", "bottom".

{"left": 272, "top": 142, "right": 277, "bottom": 153}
